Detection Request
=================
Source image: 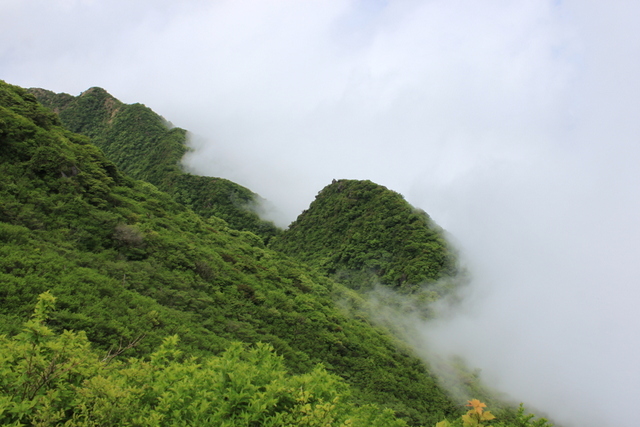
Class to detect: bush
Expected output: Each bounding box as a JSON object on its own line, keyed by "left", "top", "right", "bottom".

{"left": 0, "top": 293, "right": 408, "bottom": 426}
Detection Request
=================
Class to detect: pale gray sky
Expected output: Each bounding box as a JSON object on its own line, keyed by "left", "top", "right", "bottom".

{"left": 2, "top": 1, "right": 639, "bottom": 426}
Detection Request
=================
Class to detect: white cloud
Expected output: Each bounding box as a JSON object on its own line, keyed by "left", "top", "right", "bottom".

{"left": 2, "top": 1, "right": 639, "bottom": 425}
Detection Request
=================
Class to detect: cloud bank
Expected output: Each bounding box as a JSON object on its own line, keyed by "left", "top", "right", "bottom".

{"left": 2, "top": 1, "right": 639, "bottom": 426}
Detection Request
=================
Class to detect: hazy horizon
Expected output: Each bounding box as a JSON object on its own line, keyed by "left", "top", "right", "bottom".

{"left": 3, "top": 1, "right": 640, "bottom": 426}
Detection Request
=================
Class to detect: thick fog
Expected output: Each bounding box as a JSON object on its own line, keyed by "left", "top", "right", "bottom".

{"left": 2, "top": 1, "right": 639, "bottom": 426}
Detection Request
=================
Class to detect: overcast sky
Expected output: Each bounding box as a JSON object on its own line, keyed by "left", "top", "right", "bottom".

{"left": 2, "top": 1, "right": 639, "bottom": 426}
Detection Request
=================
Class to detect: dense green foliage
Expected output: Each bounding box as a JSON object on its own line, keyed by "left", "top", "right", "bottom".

{"left": 271, "top": 179, "right": 458, "bottom": 293}
{"left": 3, "top": 80, "right": 556, "bottom": 426}
{"left": 1, "top": 80, "right": 460, "bottom": 425}
{"left": 0, "top": 295, "right": 553, "bottom": 426}
{"left": 29, "top": 87, "right": 280, "bottom": 242}
{"left": 0, "top": 293, "right": 408, "bottom": 426}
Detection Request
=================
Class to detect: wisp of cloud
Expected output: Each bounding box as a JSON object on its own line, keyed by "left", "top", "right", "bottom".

{"left": 1, "top": 1, "right": 639, "bottom": 426}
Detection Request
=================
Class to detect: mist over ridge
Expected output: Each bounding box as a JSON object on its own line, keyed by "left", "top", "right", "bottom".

{"left": 3, "top": 1, "right": 640, "bottom": 426}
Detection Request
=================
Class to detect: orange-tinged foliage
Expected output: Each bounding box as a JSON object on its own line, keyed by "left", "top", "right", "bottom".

{"left": 467, "top": 399, "right": 487, "bottom": 415}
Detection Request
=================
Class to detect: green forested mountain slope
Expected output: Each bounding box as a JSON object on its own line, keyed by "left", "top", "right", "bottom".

{"left": 1, "top": 293, "right": 410, "bottom": 426}
{"left": 1, "top": 80, "right": 461, "bottom": 425}
{"left": 271, "top": 179, "right": 458, "bottom": 293}
{"left": 28, "top": 87, "right": 280, "bottom": 242}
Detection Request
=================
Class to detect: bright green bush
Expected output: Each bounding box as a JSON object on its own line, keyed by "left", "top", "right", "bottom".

{"left": 0, "top": 293, "right": 407, "bottom": 426}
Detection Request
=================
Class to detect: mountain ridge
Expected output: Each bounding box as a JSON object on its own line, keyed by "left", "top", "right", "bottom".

{"left": 1, "top": 79, "right": 555, "bottom": 426}
{"left": 28, "top": 86, "right": 281, "bottom": 242}
{"left": 2, "top": 79, "right": 460, "bottom": 425}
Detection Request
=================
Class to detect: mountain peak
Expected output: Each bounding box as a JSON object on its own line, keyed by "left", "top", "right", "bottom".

{"left": 272, "top": 178, "right": 457, "bottom": 291}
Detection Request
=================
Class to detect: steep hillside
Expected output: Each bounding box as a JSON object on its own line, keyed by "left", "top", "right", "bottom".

{"left": 1, "top": 293, "right": 412, "bottom": 426}
{"left": 29, "top": 87, "right": 280, "bottom": 242}
{"left": 271, "top": 179, "right": 458, "bottom": 294}
{"left": 1, "top": 80, "right": 460, "bottom": 425}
